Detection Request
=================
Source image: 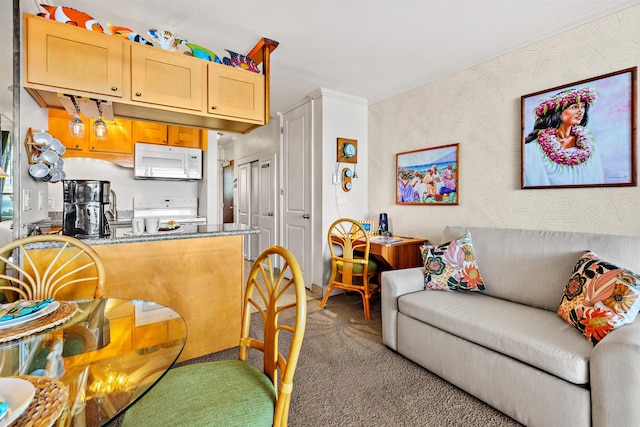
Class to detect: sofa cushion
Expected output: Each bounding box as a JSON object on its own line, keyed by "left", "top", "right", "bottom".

{"left": 442, "top": 226, "right": 640, "bottom": 312}
{"left": 558, "top": 251, "right": 640, "bottom": 345}
{"left": 420, "top": 232, "right": 485, "bottom": 292}
{"left": 398, "top": 290, "right": 592, "bottom": 384}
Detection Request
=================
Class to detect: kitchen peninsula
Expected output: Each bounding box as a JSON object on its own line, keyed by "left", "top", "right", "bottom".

{"left": 60, "top": 225, "right": 260, "bottom": 361}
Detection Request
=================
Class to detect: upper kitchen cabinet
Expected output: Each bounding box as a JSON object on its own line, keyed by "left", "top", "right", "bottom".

{"left": 25, "top": 13, "right": 124, "bottom": 98}
{"left": 133, "top": 121, "right": 168, "bottom": 144}
{"left": 48, "top": 109, "right": 134, "bottom": 167}
{"left": 130, "top": 44, "right": 206, "bottom": 112}
{"left": 89, "top": 117, "right": 133, "bottom": 154}
{"left": 208, "top": 63, "right": 265, "bottom": 122}
{"left": 23, "top": 14, "right": 280, "bottom": 134}
{"left": 133, "top": 121, "right": 207, "bottom": 149}
{"left": 168, "top": 126, "right": 207, "bottom": 149}
{"left": 48, "top": 108, "right": 88, "bottom": 151}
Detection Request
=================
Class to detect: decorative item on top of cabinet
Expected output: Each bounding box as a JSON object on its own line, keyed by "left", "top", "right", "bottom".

{"left": 185, "top": 43, "right": 222, "bottom": 63}
{"left": 146, "top": 28, "right": 187, "bottom": 51}
{"left": 37, "top": 5, "right": 105, "bottom": 32}
{"left": 106, "top": 23, "right": 153, "bottom": 46}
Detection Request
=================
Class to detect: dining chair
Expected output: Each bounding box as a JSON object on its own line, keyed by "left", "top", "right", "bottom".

{"left": 122, "top": 245, "right": 307, "bottom": 427}
{"left": 0, "top": 234, "right": 105, "bottom": 301}
{"left": 319, "top": 218, "right": 380, "bottom": 320}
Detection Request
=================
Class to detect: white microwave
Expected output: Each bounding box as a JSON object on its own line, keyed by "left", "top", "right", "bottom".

{"left": 134, "top": 143, "right": 202, "bottom": 180}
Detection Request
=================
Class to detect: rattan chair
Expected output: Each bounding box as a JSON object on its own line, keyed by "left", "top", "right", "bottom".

{"left": 0, "top": 234, "right": 105, "bottom": 301}
{"left": 319, "top": 218, "right": 380, "bottom": 320}
{"left": 122, "top": 245, "right": 307, "bottom": 427}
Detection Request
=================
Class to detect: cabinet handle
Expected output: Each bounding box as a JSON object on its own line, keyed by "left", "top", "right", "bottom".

{"left": 111, "top": 86, "right": 118, "bottom": 91}
{"left": 211, "top": 105, "right": 217, "bottom": 110}
{"left": 136, "top": 92, "right": 142, "bottom": 97}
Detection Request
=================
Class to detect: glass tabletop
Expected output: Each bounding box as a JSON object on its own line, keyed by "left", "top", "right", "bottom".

{"left": 0, "top": 298, "right": 187, "bottom": 426}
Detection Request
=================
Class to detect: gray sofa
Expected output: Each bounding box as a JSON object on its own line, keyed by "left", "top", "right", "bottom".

{"left": 382, "top": 225, "right": 640, "bottom": 427}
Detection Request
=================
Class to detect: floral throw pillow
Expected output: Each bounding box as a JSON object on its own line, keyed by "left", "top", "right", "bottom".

{"left": 557, "top": 251, "right": 640, "bottom": 345}
{"left": 420, "top": 232, "right": 485, "bottom": 292}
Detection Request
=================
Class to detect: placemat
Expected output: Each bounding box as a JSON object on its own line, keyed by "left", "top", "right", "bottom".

{"left": 11, "top": 375, "right": 69, "bottom": 427}
{"left": 0, "top": 301, "right": 79, "bottom": 344}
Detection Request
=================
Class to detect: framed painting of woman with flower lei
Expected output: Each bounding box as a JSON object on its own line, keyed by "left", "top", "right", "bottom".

{"left": 521, "top": 67, "right": 636, "bottom": 189}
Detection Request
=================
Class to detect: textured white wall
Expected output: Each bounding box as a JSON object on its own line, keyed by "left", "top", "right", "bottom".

{"left": 368, "top": 6, "right": 640, "bottom": 243}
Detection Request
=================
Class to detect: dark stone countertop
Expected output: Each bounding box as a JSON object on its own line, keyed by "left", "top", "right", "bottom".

{"left": 24, "top": 221, "right": 262, "bottom": 248}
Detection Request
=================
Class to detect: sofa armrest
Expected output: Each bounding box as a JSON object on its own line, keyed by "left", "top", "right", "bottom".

{"left": 591, "top": 320, "right": 640, "bottom": 427}
{"left": 381, "top": 267, "right": 425, "bottom": 350}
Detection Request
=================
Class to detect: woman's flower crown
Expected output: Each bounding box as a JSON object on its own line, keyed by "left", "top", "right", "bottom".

{"left": 534, "top": 87, "right": 597, "bottom": 118}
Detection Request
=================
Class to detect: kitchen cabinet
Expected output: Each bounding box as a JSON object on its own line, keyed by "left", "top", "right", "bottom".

{"left": 168, "top": 126, "right": 207, "bottom": 148}
{"left": 133, "top": 122, "right": 207, "bottom": 149}
{"left": 24, "top": 14, "right": 278, "bottom": 134}
{"left": 48, "top": 108, "right": 88, "bottom": 152}
{"left": 208, "top": 63, "right": 265, "bottom": 122}
{"left": 49, "top": 110, "right": 206, "bottom": 167}
{"left": 94, "top": 234, "right": 244, "bottom": 361}
{"left": 25, "top": 13, "right": 124, "bottom": 98}
{"left": 48, "top": 109, "right": 134, "bottom": 167}
{"left": 133, "top": 121, "right": 168, "bottom": 145}
{"left": 130, "top": 44, "right": 206, "bottom": 112}
{"left": 89, "top": 117, "right": 133, "bottom": 154}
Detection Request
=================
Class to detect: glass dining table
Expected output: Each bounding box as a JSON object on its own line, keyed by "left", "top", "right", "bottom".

{"left": 0, "top": 298, "right": 187, "bottom": 426}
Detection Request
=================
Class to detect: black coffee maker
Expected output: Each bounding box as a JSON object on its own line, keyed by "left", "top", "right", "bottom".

{"left": 378, "top": 213, "right": 389, "bottom": 235}
{"left": 62, "top": 180, "right": 111, "bottom": 238}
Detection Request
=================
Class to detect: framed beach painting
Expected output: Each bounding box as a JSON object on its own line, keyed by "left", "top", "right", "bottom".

{"left": 396, "top": 143, "right": 459, "bottom": 205}
{"left": 521, "top": 67, "right": 637, "bottom": 189}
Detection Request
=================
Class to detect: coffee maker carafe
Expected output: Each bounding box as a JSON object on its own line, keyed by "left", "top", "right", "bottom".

{"left": 63, "top": 180, "right": 111, "bottom": 238}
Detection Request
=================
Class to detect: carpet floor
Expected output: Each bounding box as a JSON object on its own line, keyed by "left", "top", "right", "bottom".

{"left": 110, "top": 292, "right": 523, "bottom": 426}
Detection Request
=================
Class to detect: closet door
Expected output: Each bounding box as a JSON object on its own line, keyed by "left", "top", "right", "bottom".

{"left": 237, "top": 162, "right": 251, "bottom": 259}
{"left": 257, "top": 155, "right": 276, "bottom": 255}
{"left": 250, "top": 161, "right": 260, "bottom": 260}
{"left": 282, "top": 101, "right": 312, "bottom": 288}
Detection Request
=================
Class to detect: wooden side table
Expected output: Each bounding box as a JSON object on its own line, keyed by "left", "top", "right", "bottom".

{"left": 367, "top": 235, "right": 428, "bottom": 270}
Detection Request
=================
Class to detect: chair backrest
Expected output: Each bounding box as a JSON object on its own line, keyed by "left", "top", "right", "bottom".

{"left": 0, "top": 235, "right": 105, "bottom": 301}
{"left": 328, "top": 218, "right": 372, "bottom": 282}
{"left": 240, "top": 245, "right": 307, "bottom": 427}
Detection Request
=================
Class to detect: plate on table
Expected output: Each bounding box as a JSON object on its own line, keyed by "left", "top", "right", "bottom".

{"left": 0, "top": 301, "right": 60, "bottom": 330}
{"left": 0, "top": 378, "right": 36, "bottom": 427}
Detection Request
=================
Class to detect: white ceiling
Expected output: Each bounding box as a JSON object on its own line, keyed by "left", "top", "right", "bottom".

{"left": 4, "top": 0, "right": 640, "bottom": 122}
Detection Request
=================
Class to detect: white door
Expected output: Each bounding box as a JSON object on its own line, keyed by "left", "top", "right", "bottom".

{"left": 237, "top": 162, "right": 251, "bottom": 259}
{"left": 250, "top": 161, "right": 260, "bottom": 259}
{"left": 282, "top": 101, "right": 312, "bottom": 288}
{"left": 257, "top": 154, "right": 276, "bottom": 254}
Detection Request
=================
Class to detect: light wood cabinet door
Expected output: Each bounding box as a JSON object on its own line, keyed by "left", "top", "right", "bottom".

{"left": 130, "top": 44, "right": 206, "bottom": 111}
{"left": 208, "top": 63, "right": 265, "bottom": 122}
{"left": 89, "top": 118, "right": 133, "bottom": 154}
{"left": 48, "top": 109, "right": 89, "bottom": 151}
{"left": 168, "top": 126, "right": 203, "bottom": 148}
{"left": 133, "top": 121, "right": 168, "bottom": 145}
{"left": 26, "top": 15, "right": 124, "bottom": 98}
